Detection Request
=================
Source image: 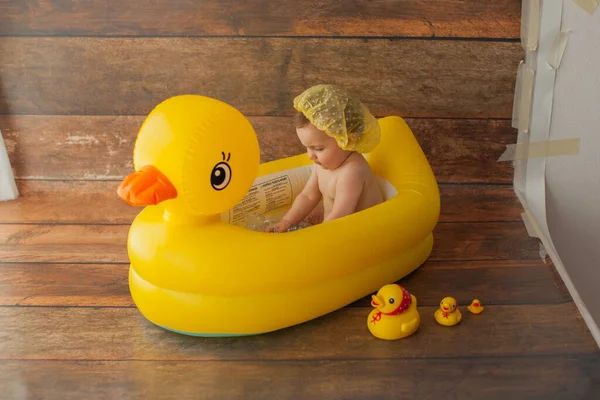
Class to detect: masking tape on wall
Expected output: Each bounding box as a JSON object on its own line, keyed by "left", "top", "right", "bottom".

{"left": 547, "top": 31, "right": 570, "bottom": 70}
{"left": 512, "top": 61, "right": 536, "bottom": 133}
{"left": 498, "top": 138, "right": 580, "bottom": 162}
{"left": 521, "top": 0, "right": 541, "bottom": 51}
{"left": 572, "top": 0, "right": 600, "bottom": 15}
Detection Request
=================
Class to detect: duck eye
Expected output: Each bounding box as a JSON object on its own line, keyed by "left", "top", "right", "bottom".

{"left": 211, "top": 161, "right": 232, "bottom": 191}
{"left": 389, "top": 298, "right": 395, "bottom": 304}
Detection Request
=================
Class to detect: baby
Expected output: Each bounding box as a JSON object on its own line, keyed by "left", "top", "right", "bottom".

{"left": 266, "top": 84, "right": 384, "bottom": 233}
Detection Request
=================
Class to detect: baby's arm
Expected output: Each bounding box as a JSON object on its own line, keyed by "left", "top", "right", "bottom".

{"left": 323, "top": 167, "right": 364, "bottom": 223}
{"left": 266, "top": 167, "right": 321, "bottom": 232}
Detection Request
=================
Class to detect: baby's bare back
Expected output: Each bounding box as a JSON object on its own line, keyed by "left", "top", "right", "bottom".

{"left": 317, "top": 153, "right": 384, "bottom": 218}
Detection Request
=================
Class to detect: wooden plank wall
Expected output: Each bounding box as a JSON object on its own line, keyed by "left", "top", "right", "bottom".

{"left": 0, "top": 0, "right": 530, "bottom": 277}
{"left": 0, "top": 0, "right": 525, "bottom": 205}
{"left": 0, "top": 0, "right": 530, "bottom": 273}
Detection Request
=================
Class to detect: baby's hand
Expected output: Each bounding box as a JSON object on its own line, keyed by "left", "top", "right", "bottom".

{"left": 306, "top": 209, "right": 323, "bottom": 225}
{"left": 264, "top": 223, "right": 279, "bottom": 233}
{"left": 264, "top": 220, "right": 292, "bottom": 233}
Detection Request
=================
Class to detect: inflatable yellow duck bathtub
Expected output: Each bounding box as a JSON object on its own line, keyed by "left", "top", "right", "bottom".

{"left": 117, "top": 94, "right": 440, "bottom": 336}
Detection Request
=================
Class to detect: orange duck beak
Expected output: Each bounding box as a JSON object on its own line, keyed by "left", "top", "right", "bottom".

{"left": 117, "top": 165, "right": 177, "bottom": 206}
{"left": 371, "top": 294, "right": 385, "bottom": 308}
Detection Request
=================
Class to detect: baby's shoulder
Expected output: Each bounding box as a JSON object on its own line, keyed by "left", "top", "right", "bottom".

{"left": 339, "top": 153, "right": 371, "bottom": 179}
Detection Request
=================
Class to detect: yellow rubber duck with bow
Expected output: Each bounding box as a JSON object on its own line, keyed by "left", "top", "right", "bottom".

{"left": 367, "top": 284, "right": 420, "bottom": 340}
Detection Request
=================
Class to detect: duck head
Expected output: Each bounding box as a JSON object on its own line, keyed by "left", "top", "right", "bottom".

{"left": 117, "top": 95, "right": 260, "bottom": 218}
{"left": 439, "top": 297, "right": 458, "bottom": 313}
{"left": 371, "top": 284, "right": 410, "bottom": 313}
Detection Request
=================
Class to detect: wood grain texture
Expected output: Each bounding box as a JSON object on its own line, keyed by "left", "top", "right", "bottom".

{"left": 0, "top": 222, "right": 540, "bottom": 263}
{"left": 0, "top": 263, "right": 130, "bottom": 307}
{"left": 0, "top": 303, "right": 596, "bottom": 360}
{"left": 0, "top": 261, "right": 569, "bottom": 308}
{"left": 0, "top": 37, "right": 523, "bottom": 117}
{"left": 0, "top": 180, "right": 522, "bottom": 224}
{"left": 350, "top": 259, "right": 571, "bottom": 308}
{"left": 1, "top": 0, "right": 522, "bottom": 38}
{"left": 1, "top": 1, "right": 597, "bottom": 395}
{"left": 0, "top": 116, "right": 517, "bottom": 182}
{"left": 440, "top": 184, "right": 523, "bottom": 222}
{"left": 432, "top": 222, "right": 539, "bottom": 261}
{"left": 2, "top": 181, "right": 137, "bottom": 224}
{"left": 1, "top": 355, "right": 598, "bottom": 400}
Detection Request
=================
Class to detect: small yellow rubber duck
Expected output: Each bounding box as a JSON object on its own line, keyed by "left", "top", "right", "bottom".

{"left": 467, "top": 299, "right": 484, "bottom": 315}
{"left": 367, "top": 284, "right": 420, "bottom": 340}
{"left": 434, "top": 296, "right": 462, "bottom": 326}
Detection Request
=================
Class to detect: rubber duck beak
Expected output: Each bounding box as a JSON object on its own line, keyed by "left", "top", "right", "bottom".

{"left": 117, "top": 165, "right": 178, "bottom": 206}
{"left": 371, "top": 294, "right": 385, "bottom": 308}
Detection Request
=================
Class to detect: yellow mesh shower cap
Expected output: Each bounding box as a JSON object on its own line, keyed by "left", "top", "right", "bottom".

{"left": 293, "top": 84, "right": 381, "bottom": 153}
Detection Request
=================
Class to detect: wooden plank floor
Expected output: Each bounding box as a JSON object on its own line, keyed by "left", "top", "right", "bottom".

{"left": 1, "top": 182, "right": 599, "bottom": 399}
{"left": 1, "top": 174, "right": 599, "bottom": 399}
{"left": 1, "top": 1, "right": 599, "bottom": 398}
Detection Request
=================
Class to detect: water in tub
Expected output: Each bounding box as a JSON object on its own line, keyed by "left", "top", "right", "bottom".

{"left": 221, "top": 164, "right": 397, "bottom": 232}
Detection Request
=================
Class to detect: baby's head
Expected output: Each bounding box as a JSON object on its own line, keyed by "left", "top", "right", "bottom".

{"left": 292, "top": 84, "right": 380, "bottom": 169}
{"left": 294, "top": 112, "right": 352, "bottom": 170}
